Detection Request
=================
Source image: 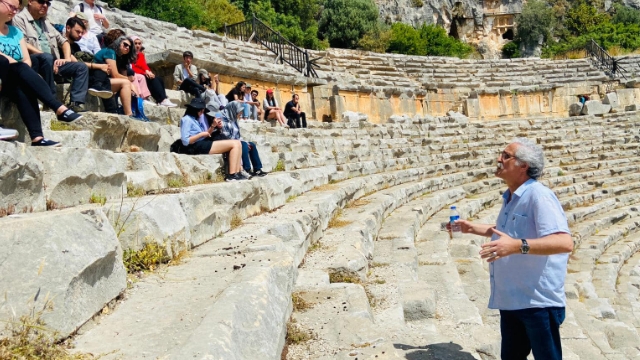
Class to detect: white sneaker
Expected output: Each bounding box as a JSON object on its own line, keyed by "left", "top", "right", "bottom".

{"left": 0, "top": 126, "right": 18, "bottom": 140}
{"left": 160, "top": 99, "right": 178, "bottom": 108}
{"left": 88, "top": 88, "right": 114, "bottom": 99}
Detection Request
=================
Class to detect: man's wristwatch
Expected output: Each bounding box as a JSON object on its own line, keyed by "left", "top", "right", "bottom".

{"left": 520, "top": 239, "right": 530, "bottom": 254}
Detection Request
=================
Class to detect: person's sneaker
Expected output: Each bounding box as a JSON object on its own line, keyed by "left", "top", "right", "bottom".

{"left": 57, "top": 109, "right": 83, "bottom": 123}
{"left": 160, "top": 99, "right": 178, "bottom": 108}
{"left": 0, "top": 126, "right": 18, "bottom": 140}
{"left": 67, "top": 102, "right": 87, "bottom": 113}
{"left": 31, "top": 138, "right": 61, "bottom": 147}
{"left": 240, "top": 170, "right": 253, "bottom": 180}
{"left": 225, "top": 173, "right": 240, "bottom": 182}
{"left": 252, "top": 169, "right": 268, "bottom": 177}
{"left": 88, "top": 88, "right": 113, "bottom": 99}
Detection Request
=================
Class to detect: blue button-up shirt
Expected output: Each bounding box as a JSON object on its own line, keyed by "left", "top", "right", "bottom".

{"left": 489, "top": 179, "right": 571, "bottom": 310}
{"left": 180, "top": 115, "right": 205, "bottom": 146}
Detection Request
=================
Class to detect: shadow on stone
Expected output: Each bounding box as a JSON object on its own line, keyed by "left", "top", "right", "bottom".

{"left": 394, "top": 342, "right": 476, "bottom": 360}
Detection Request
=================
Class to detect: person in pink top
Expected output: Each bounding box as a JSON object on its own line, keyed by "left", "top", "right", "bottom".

{"left": 130, "top": 35, "right": 176, "bottom": 107}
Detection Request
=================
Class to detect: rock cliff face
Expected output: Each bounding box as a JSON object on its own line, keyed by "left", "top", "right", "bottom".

{"left": 375, "top": 0, "right": 524, "bottom": 58}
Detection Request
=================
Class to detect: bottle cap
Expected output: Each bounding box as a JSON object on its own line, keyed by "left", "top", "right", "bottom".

{"left": 450, "top": 206, "right": 456, "bottom": 209}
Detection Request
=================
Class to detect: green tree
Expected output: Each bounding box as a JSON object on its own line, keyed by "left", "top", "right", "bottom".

{"left": 250, "top": 0, "right": 327, "bottom": 49}
{"left": 358, "top": 24, "right": 392, "bottom": 53}
{"left": 612, "top": 3, "right": 640, "bottom": 25}
{"left": 318, "top": 0, "right": 379, "bottom": 49}
{"left": 387, "top": 22, "right": 425, "bottom": 55}
{"left": 515, "top": 0, "right": 555, "bottom": 48}
{"left": 419, "top": 24, "right": 472, "bottom": 57}
{"left": 566, "top": 0, "right": 609, "bottom": 34}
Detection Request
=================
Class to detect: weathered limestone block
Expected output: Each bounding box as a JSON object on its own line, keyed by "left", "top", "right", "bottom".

{"left": 31, "top": 147, "right": 127, "bottom": 208}
{"left": 604, "top": 323, "right": 640, "bottom": 350}
{"left": 125, "top": 152, "right": 184, "bottom": 191}
{"left": 602, "top": 92, "right": 620, "bottom": 108}
{"left": 569, "top": 103, "right": 584, "bottom": 116}
{"left": 400, "top": 281, "right": 436, "bottom": 321}
{"left": 580, "top": 100, "right": 612, "bottom": 115}
{"left": 0, "top": 141, "right": 46, "bottom": 213}
{"left": 157, "top": 125, "right": 180, "bottom": 152}
{"left": 0, "top": 207, "right": 126, "bottom": 338}
{"left": 121, "top": 119, "right": 162, "bottom": 151}
{"left": 74, "top": 113, "right": 130, "bottom": 151}
{"left": 342, "top": 111, "right": 368, "bottom": 123}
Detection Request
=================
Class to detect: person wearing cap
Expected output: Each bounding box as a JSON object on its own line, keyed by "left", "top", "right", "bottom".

{"left": 262, "top": 89, "right": 288, "bottom": 127}
{"left": 220, "top": 101, "right": 269, "bottom": 177}
{"left": 200, "top": 71, "right": 227, "bottom": 111}
{"left": 13, "top": 0, "right": 92, "bottom": 112}
{"left": 180, "top": 99, "right": 246, "bottom": 181}
{"left": 130, "top": 35, "right": 176, "bottom": 107}
{"left": 242, "top": 83, "right": 262, "bottom": 122}
{"left": 70, "top": 12, "right": 101, "bottom": 55}
{"left": 173, "top": 51, "right": 203, "bottom": 98}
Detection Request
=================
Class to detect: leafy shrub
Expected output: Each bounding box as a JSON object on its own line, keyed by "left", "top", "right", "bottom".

{"left": 387, "top": 22, "right": 472, "bottom": 58}
{"left": 318, "top": 0, "right": 379, "bottom": 49}
{"left": 502, "top": 41, "right": 521, "bottom": 58}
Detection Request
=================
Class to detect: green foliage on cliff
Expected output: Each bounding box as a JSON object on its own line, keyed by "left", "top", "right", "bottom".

{"left": 318, "top": 0, "right": 380, "bottom": 49}
{"left": 507, "top": 0, "right": 640, "bottom": 58}
{"left": 386, "top": 23, "right": 472, "bottom": 58}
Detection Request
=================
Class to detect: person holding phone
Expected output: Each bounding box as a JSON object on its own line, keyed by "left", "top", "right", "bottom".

{"left": 179, "top": 98, "right": 246, "bottom": 181}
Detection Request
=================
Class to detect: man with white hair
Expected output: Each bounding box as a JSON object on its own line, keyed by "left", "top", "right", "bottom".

{"left": 452, "top": 138, "right": 573, "bottom": 360}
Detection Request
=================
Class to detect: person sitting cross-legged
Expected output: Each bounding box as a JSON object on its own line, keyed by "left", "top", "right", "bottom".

{"left": 179, "top": 98, "right": 246, "bottom": 181}
{"left": 262, "top": 89, "right": 287, "bottom": 127}
{"left": 220, "top": 101, "right": 269, "bottom": 177}
{"left": 0, "top": 0, "right": 81, "bottom": 147}
{"left": 13, "top": 0, "right": 91, "bottom": 113}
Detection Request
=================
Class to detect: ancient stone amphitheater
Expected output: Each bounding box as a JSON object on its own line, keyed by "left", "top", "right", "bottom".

{"left": 2, "top": 1, "right": 640, "bottom": 359}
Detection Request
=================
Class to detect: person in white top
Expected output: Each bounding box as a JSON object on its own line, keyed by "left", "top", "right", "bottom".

{"left": 243, "top": 83, "right": 261, "bottom": 121}
{"left": 262, "top": 89, "right": 288, "bottom": 127}
{"left": 72, "top": 0, "right": 109, "bottom": 42}
{"left": 68, "top": 12, "right": 100, "bottom": 54}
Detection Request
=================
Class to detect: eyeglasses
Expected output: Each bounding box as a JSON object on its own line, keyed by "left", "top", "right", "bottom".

{"left": 122, "top": 43, "right": 131, "bottom": 48}
{"left": 36, "top": 0, "right": 51, "bottom": 6}
{"left": 1, "top": 0, "right": 19, "bottom": 13}
{"left": 500, "top": 151, "right": 517, "bottom": 161}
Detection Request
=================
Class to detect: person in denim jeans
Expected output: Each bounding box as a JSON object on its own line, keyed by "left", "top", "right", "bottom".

{"left": 219, "top": 101, "right": 268, "bottom": 177}
{"left": 450, "top": 138, "right": 573, "bottom": 360}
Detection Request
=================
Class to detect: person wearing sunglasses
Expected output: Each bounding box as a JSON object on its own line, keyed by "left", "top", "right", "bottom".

{"left": 0, "top": 0, "right": 82, "bottom": 146}
{"left": 13, "top": 0, "right": 93, "bottom": 113}
{"left": 92, "top": 34, "right": 136, "bottom": 116}
{"left": 449, "top": 138, "right": 573, "bottom": 360}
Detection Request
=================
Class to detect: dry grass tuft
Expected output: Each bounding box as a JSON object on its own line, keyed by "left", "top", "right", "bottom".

{"left": 230, "top": 214, "right": 243, "bottom": 230}
{"left": 123, "top": 241, "right": 171, "bottom": 273}
{"left": 0, "top": 301, "right": 94, "bottom": 359}
{"left": 126, "top": 183, "right": 145, "bottom": 197}
{"left": 89, "top": 193, "right": 107, "bottom": 206}
{"left": 292, "top": 292, "right": 313, "bottom": 312}
{"left": 328, "top": 209, "right": 351, "bottom": 228}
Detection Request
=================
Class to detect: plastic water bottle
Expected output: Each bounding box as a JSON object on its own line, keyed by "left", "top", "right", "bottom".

{"left": 450, "top": 206, "right": 461, "bottom": 238}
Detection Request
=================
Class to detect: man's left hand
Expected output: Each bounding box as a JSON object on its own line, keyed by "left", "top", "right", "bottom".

{"left": 479, "top": 228, "right": 521, "bottom": 262}
{"left": 53, "top": 59, "right": 67, "bottom": 74}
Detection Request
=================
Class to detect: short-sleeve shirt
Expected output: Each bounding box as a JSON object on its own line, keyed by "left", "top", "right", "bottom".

{"left": 0, "top": 26, "right": 24, "bottom": 62}
{"left": 488, "top": 179, "right": 571, "bottom": 310}
{"left": 93, "top": 47, "right": 116, "bottom": 64}
{"left": 284, "top": 100, "right": 297, "bottom": 117}
{"left": 225, "top": 88, "right": 243, "bottom": 103}
{"left": 72, "top": 1, "right": 107, "bottom": 36}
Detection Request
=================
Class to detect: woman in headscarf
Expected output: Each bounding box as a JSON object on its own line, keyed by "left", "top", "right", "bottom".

{"left": 220, "top": 101, "right": 269, "bottom": 177}
{"left": 130, "top": 35, "right": 177, "bottom": 107}
{"left": 180, "top": 98, "right": 246, "bottom": 181}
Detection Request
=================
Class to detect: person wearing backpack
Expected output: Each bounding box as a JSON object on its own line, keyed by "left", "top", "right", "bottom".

{"left": 72, "top": 0, "right": 109, "bottom": 46}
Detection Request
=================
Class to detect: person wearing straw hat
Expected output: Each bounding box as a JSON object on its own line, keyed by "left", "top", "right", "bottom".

{"left": 180, "top": 98, "right": 246, "bottom": 181}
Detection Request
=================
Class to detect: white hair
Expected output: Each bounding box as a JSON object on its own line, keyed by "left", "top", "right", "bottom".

{"left": 512, "top": 137, "right": 545, "bottom": 179}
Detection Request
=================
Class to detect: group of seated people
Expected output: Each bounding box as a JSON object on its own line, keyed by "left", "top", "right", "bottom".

{"left": 0, "top": 0, "right": 177, "bottom": 145}
{"left": 173, "top": 51, "right": 307, "bottom": 128}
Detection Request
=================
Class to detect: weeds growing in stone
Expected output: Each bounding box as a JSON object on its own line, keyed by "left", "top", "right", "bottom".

{"left": 89, "top": 193, "right": 107, "bottom": 206}
{"left": 329, "top": 272, "right": 360, "bottom": 284}
{"left": 123, "top": 241, "right": 171, "bottom": 273}
{"left": 284, "top": 319, "right": 313, "bottom": 344}
{"left": 230, "top": 214, "right": 242, "bottom": 230}
{"left": 0, "top": 299, "right": 93, "bottom": 359}
{"left": 345, "top": 199, "right": 370, "bottom": 208}
{"left": 328, "top": 209, "right": 351, "bottom": 228}
{"left": 46, "top": 198, "right": 59, "bottom": 211}
{"left": 126, "top": 183, "right": 145, "bottom": 197}
{"left": 49, "top": 120, "right": 78, "bottom": 131}
{"left": 274, "top": 159, "right": 285, "bottom": 172}
{"left": 286, "top": 194, "right": 298, "bottom": 203}
{"left": 292, "top": 292, "right": 313, "bottom": 312}
{"left": 167, "top": 178, "right": 186, "bottom": 188}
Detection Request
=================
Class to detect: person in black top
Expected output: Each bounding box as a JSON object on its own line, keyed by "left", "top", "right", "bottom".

{"left": 284, "top": 93, "right": 307, "bottom": 128}
{"left": 225, "top": 81, "right": 250, "bottom": 120}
